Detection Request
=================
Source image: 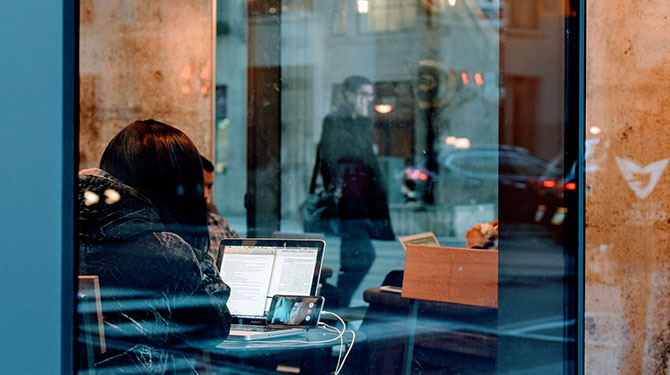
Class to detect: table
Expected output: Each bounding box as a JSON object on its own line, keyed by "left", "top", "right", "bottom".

{"left": 203, "top": 327, "right": 364, "bottom": 374}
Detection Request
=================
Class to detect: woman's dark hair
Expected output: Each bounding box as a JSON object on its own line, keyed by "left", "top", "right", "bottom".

{"left": 100, "top": 119, "right": 209, "bottom": 256}
{"left": 200, "top": 155, "right": 214, "bottom": 173}
{"left": 342, "top": 75, "right": 372, "bottom": 95}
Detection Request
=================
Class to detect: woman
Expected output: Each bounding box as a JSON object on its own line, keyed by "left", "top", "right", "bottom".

{"left": 78, "top": 120, "right": 231, "bottom": 374}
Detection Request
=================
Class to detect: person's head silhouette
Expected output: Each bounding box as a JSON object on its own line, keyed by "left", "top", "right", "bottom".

{"left": 342, "top": 75, "right": 374, "bottom": 118}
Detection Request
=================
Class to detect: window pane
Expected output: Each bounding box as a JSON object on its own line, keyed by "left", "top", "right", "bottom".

{"left": 76, "top": 0, "right": 578, "bottom": 374}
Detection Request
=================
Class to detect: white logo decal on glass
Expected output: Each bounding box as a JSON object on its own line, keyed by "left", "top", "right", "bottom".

{"left": 585, "top": 138, "right": 608, "bottom": 173}
{"left": 615, "top": 156, "right": 668, "bottom": 199}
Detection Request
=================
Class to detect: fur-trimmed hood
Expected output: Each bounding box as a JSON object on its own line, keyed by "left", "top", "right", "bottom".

{"left": 78, "top": 168, "right": 164, "bottom": 244}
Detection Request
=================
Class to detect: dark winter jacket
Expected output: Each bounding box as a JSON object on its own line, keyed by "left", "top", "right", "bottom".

{"left": 78, "top": 168, "right": 231, "bottom": 373}
{"left": 318, "top": 108, "right": 395, "bottom": 240}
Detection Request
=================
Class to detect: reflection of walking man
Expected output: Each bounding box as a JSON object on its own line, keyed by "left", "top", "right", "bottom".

{"left": 318, "top": 76, "right": 394, "bottom": 307}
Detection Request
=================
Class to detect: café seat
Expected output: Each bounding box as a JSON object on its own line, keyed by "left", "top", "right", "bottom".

{"left": 358, "top": 241, "right": 499, "bottom": 375}
{"left": 360, "top": 287, "right": 498, "bottom": 374}
{"left": 77, "top": 276, "right": 215, "bottom": 374}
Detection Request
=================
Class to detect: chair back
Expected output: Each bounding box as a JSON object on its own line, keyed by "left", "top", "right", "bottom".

{"left": 403, "top": 245, "right": 498, "bottom": 308}
{"left": 77, "top": 275, "right": 106, "bottom": 374}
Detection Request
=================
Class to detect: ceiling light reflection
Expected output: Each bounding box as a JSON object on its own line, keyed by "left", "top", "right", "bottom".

{"left": 180, "top": 65, "right": 192, "bottom": 79}
{"left": 454, "top": 138, "right": 470, "bottom": 149}
{"left": 375, "top": 104, "right": 393, "bottom": 114}
{"left": 357, "top": 0, "right": 369, "bottom": 14}
{"left": 200, "top": 66, "right": 210, "bottom": 80}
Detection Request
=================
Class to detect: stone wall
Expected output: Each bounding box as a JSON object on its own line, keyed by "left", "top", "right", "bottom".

{"left": 586, "top": 1, "right": 670, "bottom": 373}
{"left": 79, "top": 0, "right": 214, "bottom": 168}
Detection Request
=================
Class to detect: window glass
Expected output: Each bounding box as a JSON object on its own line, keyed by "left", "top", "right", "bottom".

{"left": 213, "top": 1, "right": 575, "bottom": 374}
{"left": 272, "top": 0, "right": 501, "bottom": 308}
{"left": 76, "top": 0, "right": 578, "bottom": 374}
{"left": 359, "top": 0, "right": 417, "bottom": 33}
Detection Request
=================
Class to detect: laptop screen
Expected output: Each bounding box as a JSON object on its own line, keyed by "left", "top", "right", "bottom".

{"left": 398, "top": 232, "right": 439, "bottom": 251}
{"left": 217, "top": 239, "right": 325, "bottom": 321}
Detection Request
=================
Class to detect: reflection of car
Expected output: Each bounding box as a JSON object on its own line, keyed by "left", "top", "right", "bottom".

{"left": 401, "top": 166, "right": 437, "bottom": 202}
{"left": 440, "top": 144, "right": 560, "bottom": 185}
{"left": 527, "top": 159, "right": 576, "bottom": 229}
{"left": 436, "top": 144, "right": 563, "bottom": 222}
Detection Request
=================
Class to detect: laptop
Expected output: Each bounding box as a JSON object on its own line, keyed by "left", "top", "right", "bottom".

{"left": 217, "top": 238, "right": 325, "bottom": 340}
{"left": 397, "top": 232, "right": 440, "bottom": 251}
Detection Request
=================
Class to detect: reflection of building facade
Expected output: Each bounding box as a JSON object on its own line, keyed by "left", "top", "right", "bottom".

{"left": 216, "top": 0, "right": 564, "bottom": 237}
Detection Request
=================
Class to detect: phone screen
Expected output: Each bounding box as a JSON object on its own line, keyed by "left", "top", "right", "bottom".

{"left": 266, "top": 295, "right": 324, "bottom": 327}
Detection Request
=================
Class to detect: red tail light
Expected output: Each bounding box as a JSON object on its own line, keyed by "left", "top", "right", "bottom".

{"left": 565, "top": 182, "right": 576, "bottom": 190}
{"left": 542, "top": 180, "right": 557, "bottom": 188}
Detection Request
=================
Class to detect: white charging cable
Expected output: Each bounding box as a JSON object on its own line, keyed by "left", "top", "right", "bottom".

{"left": 320, "top": 311, "right": 356, "bottom": 375}
{"left": 239, "top": 310, "right": 356, "bottom": 374}
{"left": 319, "top": 321, "right": 345, "bottom": 371}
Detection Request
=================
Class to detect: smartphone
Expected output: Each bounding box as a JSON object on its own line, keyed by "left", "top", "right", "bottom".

{"left": 266, "top": 295, "right": 324, "bottom": 328}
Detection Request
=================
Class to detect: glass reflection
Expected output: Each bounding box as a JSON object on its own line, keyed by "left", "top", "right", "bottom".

{"left": 74, "top": 0, "right": 577, "bottom": 373}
